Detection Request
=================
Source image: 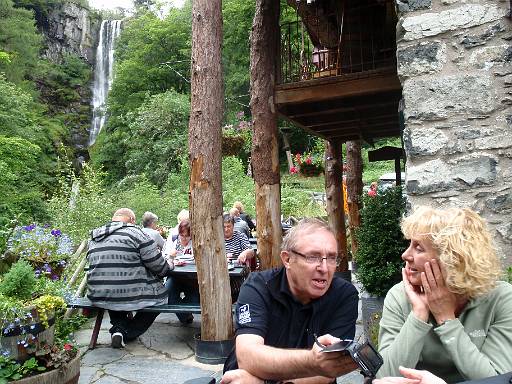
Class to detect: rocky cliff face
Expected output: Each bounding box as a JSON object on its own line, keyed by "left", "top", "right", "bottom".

{"left": 43, "top": 2, "right": 101, "bottom": 65}
{"left": 34, "top": 2, "right": 102, "bottom": 162}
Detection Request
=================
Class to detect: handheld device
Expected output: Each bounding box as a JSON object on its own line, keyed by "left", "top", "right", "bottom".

{"left": 315, "top": 336, "right": 383, "bottom": 378}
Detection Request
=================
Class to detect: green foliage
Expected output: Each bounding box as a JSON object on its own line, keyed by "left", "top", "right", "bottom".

{"left": 124, "top": 90, "right": 190, "bottom": 187}
{"left": 0, "top": 136, "right": 47, "bottom": 225}
{"left": 281, "top": 183, "right": 326, "bottom": 218}
{"left": 0, "top": 260, "right": 36, "bottom": 300}
{"left": 46, "top": 163, "right": 115, "bottom": 244}
{"left": 222, "top": 0, "right": 254, "bottom": 117}
{"left": 35, "top": 54, "right": 92, "bottom": 110}
{"left": 108, "top": 8, "right": 191, "bottom": 117}
{"left": 506, "top": 266, "right": 512, "bottom": 284}
{"left": 222, "top": 157, "right": 255, "bottom": 215}
{"left": 0, "top": 0, "right": 42, "bottom": 84}
{"left": 54, "top": 314, "right": 87, "bottom": 344}
{"left": 356, "top": 186, "right": 408, "bottom": 297}
{"left": 0, "top": 356, "right": 46, "bottom": 382}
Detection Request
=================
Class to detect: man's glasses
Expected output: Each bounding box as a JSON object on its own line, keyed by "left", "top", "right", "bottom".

{"left": 290, "top": 249, "right": 339, "bottom": 266}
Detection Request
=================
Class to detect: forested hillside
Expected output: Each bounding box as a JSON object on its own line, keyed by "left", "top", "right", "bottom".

{"left": 1, "top": 0, "right": 392, "bottom": 246}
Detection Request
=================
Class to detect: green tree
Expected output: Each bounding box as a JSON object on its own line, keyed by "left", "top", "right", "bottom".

{"left": 222, "top": 0, "right": 254, "bottom": 118}
{"left": 0, "top": 136, "right": 46, "bottom": 225}
{"left": 124, "top": 89, "right": 190, "bottom": 186}
{"left": 108, "top": 6, "right": 191, "bottom": 117}
{"left": 0, "top": 0, "right": 42, "bottom": 85}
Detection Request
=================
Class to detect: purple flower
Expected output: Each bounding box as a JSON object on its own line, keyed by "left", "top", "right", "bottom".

{"left": 51, "top": 274, "right": 59, "bottom": 281}
{"left": 51, "top": 229, "right": 62, "bottom": 237}
{"left": 23, "top": 224, "right": 36, "bottom": 231}
{"left": 34, "top": 269, "right": 41, "bottom": 278}
{"left": 43, "top": 263, "right": 52, "bottom": 273}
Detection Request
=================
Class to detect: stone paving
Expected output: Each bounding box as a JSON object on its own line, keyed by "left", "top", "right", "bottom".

{"left": 75, "top": 277, "right": 365, "bottom": 384}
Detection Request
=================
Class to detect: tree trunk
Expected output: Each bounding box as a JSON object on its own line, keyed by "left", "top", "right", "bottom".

{"left": 346, "top": 140, "right": 363, "bottom": 257}
{"left": 189, "top": 0, "right": 232, "bottom": 341}
{"left": 325, "top": 140, "right": 348, "bottom": 272}
{"left": 250, "top": 0, "right": 281, "bottom": 270}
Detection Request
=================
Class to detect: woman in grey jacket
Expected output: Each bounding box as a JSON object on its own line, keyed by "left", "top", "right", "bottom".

{"left": 377, "top": 206, "right": 512, "bottom": 383}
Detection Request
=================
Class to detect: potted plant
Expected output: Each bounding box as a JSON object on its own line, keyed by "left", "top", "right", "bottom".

{"left": 292, "top": 152, "right": 324, "bottom": 177}
{"left": 0, "top": 225, "right": 84, "bottom": 383}
{"left": 355, "top": 186, "right": 408, "bottom": 341}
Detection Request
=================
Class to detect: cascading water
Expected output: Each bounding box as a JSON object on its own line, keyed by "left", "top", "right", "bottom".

{"left": 88, "top": 20, "right": 122, "bottom": 146}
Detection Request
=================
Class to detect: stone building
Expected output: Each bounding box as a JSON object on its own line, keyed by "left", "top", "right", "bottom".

{"left": 398, "top": 1, "right": 511, "bottom": 263}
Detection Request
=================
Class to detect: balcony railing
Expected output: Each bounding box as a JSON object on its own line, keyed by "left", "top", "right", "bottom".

{"left": 279, "top": 3, "right": 397, "bottom": 85}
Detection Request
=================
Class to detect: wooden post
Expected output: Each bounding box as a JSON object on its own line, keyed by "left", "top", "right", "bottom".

{"left": 325, "top": 140, "right": 349, "bottom": 272}
{"left": 346, "top": 140, "right": 363, "bottom": 256}
{"left": 189, "top": 0, "right": 232, "bottom": 341}
{"left": 251, "top": 0, "right": 282, "bottom": 270}
{"left": 282, "top": 130, "right": 294, "bottom": 173}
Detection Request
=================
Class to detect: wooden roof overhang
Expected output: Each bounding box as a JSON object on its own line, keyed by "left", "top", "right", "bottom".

{"left": 275, "top": 67, "right": 402, "bottom": 142}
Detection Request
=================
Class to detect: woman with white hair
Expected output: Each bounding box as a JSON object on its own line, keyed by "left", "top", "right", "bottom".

{"left": 377, "top": 206, "right": 512, "bottom": 383}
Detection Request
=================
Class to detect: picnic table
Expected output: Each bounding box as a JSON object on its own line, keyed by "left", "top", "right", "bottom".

{"left": 170, "top": 263, "right": 250, "bottom": 303}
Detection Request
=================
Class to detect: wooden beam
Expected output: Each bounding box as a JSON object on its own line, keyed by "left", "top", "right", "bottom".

{"left": 275, "top": 72, "right": 401, "bottom": 105}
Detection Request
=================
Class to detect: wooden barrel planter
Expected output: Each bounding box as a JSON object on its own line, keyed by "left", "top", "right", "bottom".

{"left": 11, "top": 353, "right": 81, "bottom": 384}
{"left": 0, "top": 313, "right": 56, "bottom": 362}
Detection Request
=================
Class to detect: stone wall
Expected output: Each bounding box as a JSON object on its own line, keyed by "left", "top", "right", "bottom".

{"left": 396, "top": 0, "right": 512, "bottom": 264}
{"left": 43, "top": 2, "right": 100, "bottom": 64}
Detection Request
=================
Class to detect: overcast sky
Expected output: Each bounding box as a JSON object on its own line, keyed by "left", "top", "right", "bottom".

{"left": 88, "top": 0, "right": 185, "bottom": 11}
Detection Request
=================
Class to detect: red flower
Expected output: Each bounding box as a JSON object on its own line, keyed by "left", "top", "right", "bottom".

{"left": 368, "top": 189, "right": 377, "bottom": 197}
{"left": 305, "top": 157, "right": 312, "bottom": 165}
{"left": 64, "top": 343, "right": 73, "bottom": 351}
{"left": 290, "top": 166, "right": 298, "bottom": 174}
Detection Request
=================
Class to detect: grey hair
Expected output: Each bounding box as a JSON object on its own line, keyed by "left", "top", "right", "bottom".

{"left": 223, "top": 213, "right": 235, "bottom": 225}
{"left": 142, "top": 211, "right": 158, "bottom": 228}
{"left": 281, "top": 218, "right": 335, "bottom": 252}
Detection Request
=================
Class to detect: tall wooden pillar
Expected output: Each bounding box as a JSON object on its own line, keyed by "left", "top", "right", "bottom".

{"left": 250, "top": 0, "right": 282, "bottom": 269}
{"left": 189, "top": 0, "right": 232, "bottom": 341}
{"left": 346, "top": 140, "right": 363, "bottom": 256}
{"left": 325, "top": 140, "right": 349, "bottom": 272}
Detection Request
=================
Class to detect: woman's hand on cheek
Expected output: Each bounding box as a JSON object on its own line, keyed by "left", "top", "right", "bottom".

{"left": 421, "top": 259, "right": 457, "bottom": 324}
{"left": 402, "top": 268, "right": 429, "bottom": 322}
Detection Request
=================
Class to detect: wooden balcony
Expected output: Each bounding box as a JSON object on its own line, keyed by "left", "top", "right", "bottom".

{"left": 275, "top": 67, "right": 402, "bottom": 142}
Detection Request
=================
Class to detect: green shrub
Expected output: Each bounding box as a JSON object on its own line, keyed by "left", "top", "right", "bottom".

{"left": 506, "top": 266, "right": 512, "bottom": 284}
{"left": 0, "top": 260, "right": 36, "bottom": 300}
{"left": 356, "top": 186, "right": 408, "bottom": 297}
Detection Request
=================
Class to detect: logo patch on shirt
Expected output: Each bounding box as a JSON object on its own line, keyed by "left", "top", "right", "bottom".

{"left": 238, "top": 304, "right": 251, "bottom": 324}
{"left": 469, "top": 329, "right": 486, "bottom": 338}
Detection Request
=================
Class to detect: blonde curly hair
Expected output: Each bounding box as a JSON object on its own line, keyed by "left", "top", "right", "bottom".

{"left": 401, "top": 206, "right": 501, "bottom": 299}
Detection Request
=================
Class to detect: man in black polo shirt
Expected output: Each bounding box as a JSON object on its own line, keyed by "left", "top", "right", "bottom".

{"left": 222, "top": 218, "right": 359, "bottom": 384}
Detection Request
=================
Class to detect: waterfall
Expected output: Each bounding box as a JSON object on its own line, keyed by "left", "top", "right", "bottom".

{"left": 88, "top": 20, "right": 122, "bottom": 146}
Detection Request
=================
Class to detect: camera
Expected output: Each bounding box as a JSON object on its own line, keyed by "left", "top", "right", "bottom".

{"left": 318, "top": 339, "right": 383, "bottom": 378}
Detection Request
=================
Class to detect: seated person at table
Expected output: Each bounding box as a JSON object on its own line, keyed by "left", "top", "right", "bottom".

{"left": 230, "top": 207, "right": 251, "bottom": 239}
{"left": 377, "top": 206, "right": 512, "bottom": 383}
{"left": 87, "top": 208, "right": 173, "bottom": 348}
{"left": 169, "top": 209, "right": 189, "bottom": 241}
{"left": 223, "top": 214, "right": 254, "bottom": 265}
{"left": 233, "top": 201, "right": 255, "bottom": 232}
{"left": 164, "top": 219, "right": 197, "bottom": 325}
{"left": 221, "top": 218, "right": 359, "bottom": 384}
{"left": 141, "top": 211, "right": 165, "bottom": 251}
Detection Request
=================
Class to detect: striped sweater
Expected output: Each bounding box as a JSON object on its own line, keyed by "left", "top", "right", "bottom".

{"left": 86, "top": 221, "right": 171, "bottom": 311}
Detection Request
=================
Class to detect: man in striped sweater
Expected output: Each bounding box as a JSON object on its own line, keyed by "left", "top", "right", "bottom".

{"left": 87, "top": 208, "right": 173, "bottom": 348}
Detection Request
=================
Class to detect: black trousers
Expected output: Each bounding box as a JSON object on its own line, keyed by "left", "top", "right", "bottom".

{"left": 108, "top": 310, "right": 159, "bottom": 341}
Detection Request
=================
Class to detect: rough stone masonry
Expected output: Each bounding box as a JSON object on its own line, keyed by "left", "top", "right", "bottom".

{"left": 396, "top": 0, "right": 512, "bottom": 264}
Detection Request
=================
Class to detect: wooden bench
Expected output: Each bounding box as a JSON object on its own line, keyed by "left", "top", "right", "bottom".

{"left": 67, "top": 297, "right": 207, "bottom": 349}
